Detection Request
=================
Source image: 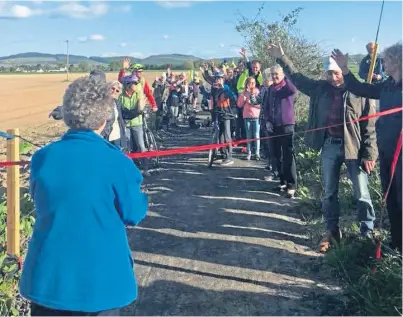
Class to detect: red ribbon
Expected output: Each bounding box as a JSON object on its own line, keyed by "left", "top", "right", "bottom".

{"left": 1, "top": 106, "right": 402, "bottom": 166}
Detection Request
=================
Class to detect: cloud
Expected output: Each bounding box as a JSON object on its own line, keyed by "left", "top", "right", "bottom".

{"left": 0, "top": 1, "right": 116, "bottom": 20}
{"left": 0, "top": 3, "right": 43, "bottom": 19}
{"left": 120, "top": 42, "right": 128, "bottom": 48}
{"left": 77, "top": 34, "right": 105, "bottom": 43}
{"left": 89, "top": 34, "right": 105, "bottom": 41}
{"left": 50, "top": 3, "right": 108, "bottom": 19}
{"left": 163, "top": 34, "right": 169, "bottom": 40}
{"left": 101, "top": 53, "right": 118, "bottom": 57}
{"left": 129, "top": 52, "right": 144, "bottom": 58}
{"left": 115, "top": 5, "right": 131, "bottom": 13}
{"left": 155, "top": 1, "right": 192, "bottom": 8}
{"left": 219, "top": 43, "right": 225, "bottom": 48}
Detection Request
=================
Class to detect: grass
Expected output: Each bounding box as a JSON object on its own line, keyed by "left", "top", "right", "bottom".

{"left": 294, "top": 119, "right": 402, "bottom": 316}
{"left": 0, "top": 194, "right": 35, "bottom": 316}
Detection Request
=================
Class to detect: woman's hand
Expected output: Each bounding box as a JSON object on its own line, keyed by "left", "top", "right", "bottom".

{"left": 267, "top": 42, "right": 284, "bottom": 59}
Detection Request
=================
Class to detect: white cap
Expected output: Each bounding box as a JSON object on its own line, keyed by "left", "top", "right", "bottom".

{"left": 324, "top": 57, "right": 342, "bottom": 72}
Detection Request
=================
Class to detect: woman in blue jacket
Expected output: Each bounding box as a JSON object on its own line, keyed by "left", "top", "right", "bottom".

{"left": 20, "top": 75, "right": 149, "bottom": 315}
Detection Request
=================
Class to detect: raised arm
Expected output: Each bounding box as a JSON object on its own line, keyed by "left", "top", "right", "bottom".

{"left": 331, "top": 49, "right": 382, "bottom": 99}
{"left": 267, "top": 43, "right": 319, "bottom": 97}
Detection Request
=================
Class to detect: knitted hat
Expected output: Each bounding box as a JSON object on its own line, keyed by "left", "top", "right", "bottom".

{"left": 324, "top": 57, "right": 342, "bottom": 72}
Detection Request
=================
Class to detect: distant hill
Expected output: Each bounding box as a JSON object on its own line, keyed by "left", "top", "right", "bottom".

{"left": 0, "top": 51, "right": 367, "bottom": 70}
{"left": 0, "top": 52, "right": 241, "bottom": 67}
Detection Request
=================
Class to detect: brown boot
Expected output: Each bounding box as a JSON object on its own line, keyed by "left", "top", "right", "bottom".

{"left": 319, "top": 230, "right": 342, "bottom": 253}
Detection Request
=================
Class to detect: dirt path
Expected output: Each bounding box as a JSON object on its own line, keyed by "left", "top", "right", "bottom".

{"left": 123, "top": 124, "right": 340, "bottom": 316}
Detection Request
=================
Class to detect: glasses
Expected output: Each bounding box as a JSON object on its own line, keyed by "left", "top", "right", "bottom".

{"left": 111, "top": 87, "right": 120, "bottom": 93}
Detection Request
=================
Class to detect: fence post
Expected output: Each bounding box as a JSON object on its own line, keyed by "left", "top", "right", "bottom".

{"left": 6, "top": 128, "right": 20, "bottom": 257}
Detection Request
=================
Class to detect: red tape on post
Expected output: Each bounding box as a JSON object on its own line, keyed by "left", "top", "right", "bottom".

{"left": 0, "top": 106, "right": 401, "bottom": 166}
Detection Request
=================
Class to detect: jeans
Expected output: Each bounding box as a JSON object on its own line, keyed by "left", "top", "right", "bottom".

{"left": 244, "top": 118, "right": 260, "bottom": 155}
{"left": 321, "top": 137, "right": 375, "bottom": 234}
{"left": 219, "top": 119, "right": 232, "bottom": 159}
{"left": 31, "top": 302, "right": 121, "bottom": 316}
{"left": 170, "top": 106, "right": 179, "bottom": 125}
{"left": 272, "top": 124, "right": 297, "bottom": 189}
{"left": 378, "top": 147, "right": 402, "bottom": 252}
{"left": 128, "top": 126, "right": 148, "bottom": 171}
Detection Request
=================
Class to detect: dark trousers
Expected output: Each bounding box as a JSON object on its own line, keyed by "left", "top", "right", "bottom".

{"left": 272, "top": 124, "right": 297, "bottom": 189}
{"left": 379, "top": 148, "right": 402, "bottom": 252}
{"left": 236, "top": 108, "right": 246, "bottom": 141}
{"left": 219, "top": 119, "right": 232, "bottom": 159}
{"left": 265, "top": 130, "right": 278, "bottom": 172}
{"left": 155, "top": 100, "right": 165, "bottom": 131}
{"left": 31, "top": 303, "right": 120, "bottom": 316}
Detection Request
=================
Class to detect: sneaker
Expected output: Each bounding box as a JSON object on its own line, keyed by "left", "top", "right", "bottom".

{"left": 319, "top": 230, "right": 342, "bottom": 253}
{"left": 255, "top": 154, "right": 261, "bottom": 161}
{"left": 221, "top": 159, "right": 234, "bottom": 166}
{"left": 286, "top": 189, "right": 296, "bottom": 198}
{"left": 246, "top": 153, "right": 251, "bottom": 160}
{"left": 360, "top": 230, "right": 374, "bottom": 240}
{"left": 276, "top": 184, "right": 287, "bottom": 191}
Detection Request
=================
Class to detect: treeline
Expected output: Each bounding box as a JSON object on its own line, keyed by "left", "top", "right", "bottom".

{"left": 0, "top": 58, "right": 238, "bottom": 73}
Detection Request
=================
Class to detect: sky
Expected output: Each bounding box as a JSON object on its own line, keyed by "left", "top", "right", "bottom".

{"left": 0, "top": 0, "right": 402, "bottom": 59}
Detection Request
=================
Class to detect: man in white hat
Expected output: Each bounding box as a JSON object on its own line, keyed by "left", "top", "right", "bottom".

{"left": 267, "top": 42, "right": 379, "bottom": 253}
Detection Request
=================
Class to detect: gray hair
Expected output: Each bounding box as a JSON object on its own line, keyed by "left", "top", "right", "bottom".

{"left": 262, "top": 68, "right": 271, "bottom": 81}
{"left": 62, "top": 76, "right": 113, "bottom": 130}
{"left": 382, "top": 42, "right": 402, "bottom": 70}
{"left": 110, "top": 80, "right": 123, "bottom": 91}
{"left": 269, "top": 64, "right": 284, "bottom": 74}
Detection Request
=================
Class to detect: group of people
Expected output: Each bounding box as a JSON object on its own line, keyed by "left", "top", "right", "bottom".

{"left": 21, "top": 39, "right": 401, "bottom": 316}
{"left": 200, "top": 48, "right": 298, "bottom": 196}
{"left": 202, "top": 42, "right": 402, "bottom": 255}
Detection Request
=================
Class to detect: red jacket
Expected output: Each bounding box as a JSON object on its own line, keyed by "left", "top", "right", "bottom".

{"left": 118, "top": 70, "right": 157, "bottom": 110}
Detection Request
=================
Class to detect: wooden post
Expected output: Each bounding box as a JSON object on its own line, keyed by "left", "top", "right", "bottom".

{"left": 6, "top": 128, "right": 20, "bottom": 257}
{"left": 366, "top": 43, "right": 379, "bottom": 84}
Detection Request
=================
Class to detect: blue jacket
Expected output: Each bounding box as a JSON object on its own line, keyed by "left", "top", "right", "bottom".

{"left": 20, "top": 130, "right": 148, "bottom": 312}
{"left": 358, "top": 54, "right": 386, "bottom": 83}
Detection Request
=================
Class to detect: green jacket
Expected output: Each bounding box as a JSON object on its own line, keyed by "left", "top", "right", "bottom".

{"left": 277, "top": 55, "right": 378, "bottom": 161}
{"left": 119, "top": 86, "right": 144, "bottom": 127}
{"left": 236, "top": 69, "right": 263, "bottom": 93}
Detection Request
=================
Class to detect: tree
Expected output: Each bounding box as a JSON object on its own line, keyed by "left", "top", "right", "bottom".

{"left": 183, "top": 60, "right": 194, "bottom": 70}
{"left": 108, "top": 61, "right": 121, "bottom": 72}
{"left": 235, "top": 6, "right": 325, "bottom": 121}
{"left": 78, "top": 62, "right": 89, "bottom": 72}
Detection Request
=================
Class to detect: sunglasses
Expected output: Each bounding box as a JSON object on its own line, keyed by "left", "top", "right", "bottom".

{"left": 111, "top": 87, "right": 121, "bottom": 93}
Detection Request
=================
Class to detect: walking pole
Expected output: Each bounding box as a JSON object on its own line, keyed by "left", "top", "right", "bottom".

{"left": 366, "top": 0, "right": 385, "bottom": 84}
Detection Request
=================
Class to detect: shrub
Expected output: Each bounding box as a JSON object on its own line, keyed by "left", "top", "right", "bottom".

{"left": 0, "top": 193, "right": 35, "bottom": 316}
{"left": 235, "top": 6, "right": 402, "bottom": 316}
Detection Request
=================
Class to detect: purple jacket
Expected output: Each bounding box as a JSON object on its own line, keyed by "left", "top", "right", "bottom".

{"left": 264, "top": 77, "right": 297, "bottom": 126}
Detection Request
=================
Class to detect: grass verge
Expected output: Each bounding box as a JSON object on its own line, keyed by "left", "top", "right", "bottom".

{"left": 294, "top": 127, "right": 402, "bottom": 316}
